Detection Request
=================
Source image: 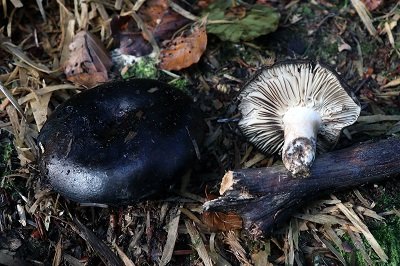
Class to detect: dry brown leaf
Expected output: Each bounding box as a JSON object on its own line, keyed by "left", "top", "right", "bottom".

{"left": 64, "top": 31, "right": 112, "bottom": 88}
{"left": 159, "top": 23, "right": 207, "bottom": 71}
{"left": 30, "top": 92, "right": 52, "bottom": 131}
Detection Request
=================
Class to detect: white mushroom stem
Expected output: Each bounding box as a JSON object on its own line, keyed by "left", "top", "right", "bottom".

{"left": 282, "top": 106, "right": 322, "bottom": 177}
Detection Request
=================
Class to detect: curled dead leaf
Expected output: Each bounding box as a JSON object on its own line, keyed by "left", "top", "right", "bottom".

{"left": 159, "top": 24, "right": 207, "bottom": 71}
{"left": 64, "top": 31, "right": 112, "bottom": 88}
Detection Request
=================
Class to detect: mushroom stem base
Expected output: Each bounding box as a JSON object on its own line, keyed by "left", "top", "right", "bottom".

{"left": 282, "top": 137, "right": 316, "bottom": 177}
{"left": 282, "top": 107, "right": 321, "bottom": 177}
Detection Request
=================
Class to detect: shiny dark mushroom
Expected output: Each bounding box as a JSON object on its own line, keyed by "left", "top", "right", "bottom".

{"left": 38, "top": 79, "right": 204, "bottom": 204}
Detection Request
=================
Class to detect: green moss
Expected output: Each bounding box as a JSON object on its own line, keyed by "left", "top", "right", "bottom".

{"left": 168, "top": 78, "right": 189, "bottom": 92}
{"left": 122, "top": 57, "right": 158, "bottom": 79}
{"left": 300, "top": 6, "right": 313, "bottom": 18}
{"left": 340, "top": 234, "right": 364, "bottom": 265}
{"left": 1, "top": 142, "right": 13, "bottom": 177}
{"left": 376, "top": 192, "right": 400, "bottom": 210}
{"left": 372, "top": 217, "right": 400, "bottom": 265}
{"left": 360, "top": 41, "right": 377, "bottom": 56}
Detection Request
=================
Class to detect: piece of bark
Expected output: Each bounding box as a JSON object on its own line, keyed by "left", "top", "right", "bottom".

{"left": 203, "top": 138, "right": 400, "bottom": 236}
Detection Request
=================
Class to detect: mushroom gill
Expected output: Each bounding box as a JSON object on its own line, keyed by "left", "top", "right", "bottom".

{"left": 238, "top": 60, "right": 361, "bottom": 177}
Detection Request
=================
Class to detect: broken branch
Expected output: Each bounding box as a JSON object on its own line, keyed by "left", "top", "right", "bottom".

{"left": 204, "top": 138, "right": 400, "bottom": 236}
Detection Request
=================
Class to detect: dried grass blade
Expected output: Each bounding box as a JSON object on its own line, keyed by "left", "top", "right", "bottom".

{"left": 320, "top": 237, "right": 347, "bottom": 266}
{"left": 384, "top": 22, "right": 395, "bottom": 48}
{"left": 115, "top": 0, "right": 123, "bottom": 10}
{"left": 114, "top": 244, "right": 135, "bottom": 266}
{"left": 72, "top": 218, "right": 123, "bottom": 266}
{"left": 209, "top": 233, "right": 232, "bottom": 265}
{"left": 346, "top": 225, "right": 373, "bottom": 265}
{"left": 184, "top": 220, "right": 213, "bottom": 266}
{"left": 18, "top": 84, "right": 77, "bottom": 105}
{"left": 224, "top": 231, "right": 252, "bottom": 266}
{"left": 9, "top": 0, "right": 23, "bottom": 8}
{"left": 36, "top": 0, "right": 47, "bottom": 22}
{"left": 243, "top": 153, "right": 265, "bottom": 168}
{"left": 357, "top": 115, "right": 400, "bottom": 123}
{"left": 160, "top": 208, "right": 181, "bottom": 266}
{"left": 0, "top": 82, "right": 26, "bottom": 120}
{"left": 353, "top": 189, "right": 371, "bottom": 207}
{"left": 381, "top": 77, "right": 400, "bottom": 89}
{"left": 287, "top": 222, "right": 295, "bottom": 266}
{"left": 0, "top": 41, "right": 54, "bottom": 73}
{"left": 63, "top": 254, "right": 84, "bottom": 266}
{"left": 350, "top": 0, "right": 377, "bottom": 36}
{"left": 294, "top": 213, "right": 348, "bottom": 226}
{"left": 332, "top": 196, "right": 388, "bottom": 262}
{"left": 168, "top": 0, "right": 199, "bottom": 21}
{"left": 52, "top": 237, "right": 63, "bottom": 266}
{"left": 323, "top": 224, "right": 344, "bottom": 252}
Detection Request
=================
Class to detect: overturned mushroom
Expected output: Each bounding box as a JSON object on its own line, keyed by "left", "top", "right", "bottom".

{"left": 38, "top": 79, "right": 204, "bottom": 204}
{"left": 238, "top": 60, "right": 360, "bottom": 177}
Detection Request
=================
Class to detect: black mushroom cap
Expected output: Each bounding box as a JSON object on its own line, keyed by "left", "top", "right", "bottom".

{"left": 38, "top": 79, "right": 205, "bottom": 204}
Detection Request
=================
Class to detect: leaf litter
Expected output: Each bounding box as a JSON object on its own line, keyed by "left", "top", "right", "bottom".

{"left": 0, "top": 0, "right": 400, "bottom": 265}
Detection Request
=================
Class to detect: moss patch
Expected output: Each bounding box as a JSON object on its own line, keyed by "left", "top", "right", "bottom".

{"left": 372, "top": 217, "right": 400, "bottom": 265}
{"left": 122, "top": 57, "right": 158, "bottom": 79}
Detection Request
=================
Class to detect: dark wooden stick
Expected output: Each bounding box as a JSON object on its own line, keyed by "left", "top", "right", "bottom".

{"left": 203, "top": 138, "right": 400, "bottom": 236}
